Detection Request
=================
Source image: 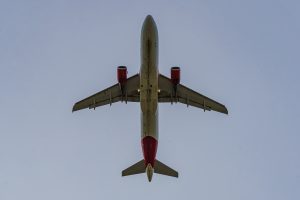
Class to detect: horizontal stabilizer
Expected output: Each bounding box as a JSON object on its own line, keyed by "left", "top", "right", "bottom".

{"left": 122, "top": 160, "right": 145, "bottom": 177}
{"left": 154, "top": 160, "right": 178, "bottom": 178}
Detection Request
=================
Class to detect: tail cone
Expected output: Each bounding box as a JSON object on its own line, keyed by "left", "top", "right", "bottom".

{"left": 146, "top": 163, "right": 154, "bottom": 182}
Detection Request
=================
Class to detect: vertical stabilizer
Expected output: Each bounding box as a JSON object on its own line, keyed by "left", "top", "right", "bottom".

{"left": 146, "top": 163, "right": 154, "bottom": 182}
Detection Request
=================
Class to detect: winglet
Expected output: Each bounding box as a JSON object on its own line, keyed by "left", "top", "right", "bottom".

{"left": 224, "top": 106, "right": 229, "bottom": 115}
{"left": 72, "top": 104, "right": 78, "bottom": 112}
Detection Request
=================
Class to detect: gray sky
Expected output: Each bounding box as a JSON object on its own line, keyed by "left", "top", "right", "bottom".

{"left": 1, "top": 0, "right": 299, "bottom": 199}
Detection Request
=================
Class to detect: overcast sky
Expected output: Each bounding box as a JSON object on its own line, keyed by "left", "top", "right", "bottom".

{"left": 0, "top": 0, "right": 299, "bottom": 200}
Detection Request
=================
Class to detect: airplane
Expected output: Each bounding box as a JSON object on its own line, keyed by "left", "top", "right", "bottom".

{"left": 72, "top": 15, "right": 228, "bottom": 182}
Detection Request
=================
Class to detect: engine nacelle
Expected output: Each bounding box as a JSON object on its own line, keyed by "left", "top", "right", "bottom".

{"left": 117, "top": 66, "right": 127, "bottom": 86}
{"left": 171, "top": 66, "right": 180, "bottom": 85}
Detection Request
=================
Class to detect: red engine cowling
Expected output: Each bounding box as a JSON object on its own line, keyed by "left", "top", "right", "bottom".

{"left": 171, "top": 66, "right": 180, "bottom": 85}
{"left": 117, "top": 66, "right": 127, "bottom": 85}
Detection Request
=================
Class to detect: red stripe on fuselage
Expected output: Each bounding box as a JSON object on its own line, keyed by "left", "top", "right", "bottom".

{"left": 142, "top": 136, "right": 157, "bottom": 166}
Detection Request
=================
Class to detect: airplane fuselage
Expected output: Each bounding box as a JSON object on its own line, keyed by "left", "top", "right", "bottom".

{"left": 140, "top": 15, "right": 159, "bottom": 180}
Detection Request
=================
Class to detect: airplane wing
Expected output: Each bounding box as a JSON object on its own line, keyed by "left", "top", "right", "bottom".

{"left": 158, "top": 74, "right": 228, "bottom": 114}
{"left": 72, "top": 74, "right": 140, "bottom": 112}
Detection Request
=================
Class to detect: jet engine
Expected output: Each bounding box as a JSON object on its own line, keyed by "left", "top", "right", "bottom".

{"left": 117, "top": 66, "right": 127, "bottom": 86}
{"left": 171, "top": 66, "right": 180, "bottom": 85}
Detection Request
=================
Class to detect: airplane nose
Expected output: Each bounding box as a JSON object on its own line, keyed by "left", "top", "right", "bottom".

{"left": 145, "top": 15, "right": 154, "bottom": 23}
{"left": 141, "top": 14, "right": 158, "bottom": 49}
{"left": 143, "top": 15, "right": 156, "bottom": 31}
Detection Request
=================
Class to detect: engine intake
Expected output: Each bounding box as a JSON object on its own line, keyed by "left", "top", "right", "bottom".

{"left": 171, "top": 66, "right": 180, "bottom": 85}
{"left": 117, "top": 66, "right": 127, "bottom": 85}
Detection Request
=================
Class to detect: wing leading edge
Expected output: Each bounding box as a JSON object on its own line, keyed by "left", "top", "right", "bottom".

{"left": 72, "top": 74, "right": 140, "bottom": 112}
{"left": 158, "top": 74, "right": 228, "bottom": 114}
